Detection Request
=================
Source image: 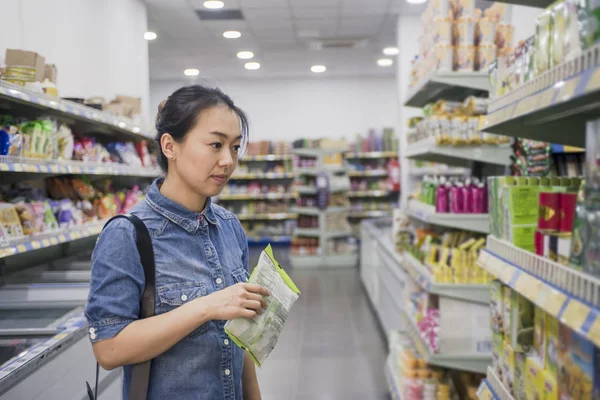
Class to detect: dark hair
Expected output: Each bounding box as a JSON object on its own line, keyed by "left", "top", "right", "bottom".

{"left": 155, "top": 85, "right": 249, "bottom": 172}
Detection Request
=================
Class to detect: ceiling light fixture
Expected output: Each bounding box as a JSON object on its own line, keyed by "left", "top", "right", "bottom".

{"left": 223, "top": 30, "right": 241, "bottom": 39}
{"left": 377, "top": 58, "right": 394, "bottom": 67}
{"left": 406, "top": 0, "right": 427, "bottom": 4}
{"left": 204, "top": 1, "right": 224, "bottom": 9}
{"left": 311, "top": 65, "right": 327, "bottom": 73}
{"left": 237, "top": 51, "right": 254, "bottom": 59}
{"left": 184, "top": 68, "right": 200, "bottom": 76}
{"left": 245, "top": 62, "right": 261, "bottom": 70}
{"left": 144, "top": 32, "right": 157, "bottom": 40}
{"left": 383, "top": 47, "right": 399, "bottom": 56}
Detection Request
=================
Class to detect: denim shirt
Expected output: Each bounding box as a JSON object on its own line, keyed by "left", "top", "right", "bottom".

{"left": 85, "top": 178, "right": 249, "bottom": 400}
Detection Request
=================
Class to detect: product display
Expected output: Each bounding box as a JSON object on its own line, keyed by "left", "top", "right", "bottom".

{"left": 416, "top": 176, "right": 487, "bottom": 214}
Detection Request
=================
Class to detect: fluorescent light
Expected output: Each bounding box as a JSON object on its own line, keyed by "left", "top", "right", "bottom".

{"left": 377, "top": 58, "right": 394, "bottom": 67}
{"left": 311, "top": 65, "right": 327, "bottom": 73}
{"left": 245, "top": 62, "right": 260, "bottom": 70}
{"left": 406, "top": 0, "right": 427, "bottom": 4}
{"left": 237, "top": 51, "right": 254, "bottom": 59}
{"left": 144, "top": 32, "right": 157, "bottom": 41}
{"left": 184, "top": 68, "right": 200, "bottom": 76}
{"left": 383, "top": 47, "right": 399, "bottom": 56}
{"left": 223, "top": 30, "right": 241, "bottom": 39}
{"left": 204, "top": 0, "right": 224, "bottom": 8}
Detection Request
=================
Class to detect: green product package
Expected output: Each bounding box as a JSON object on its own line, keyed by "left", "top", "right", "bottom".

{"left": 509, "top": 291, "right": 534, "bottom": 353}
{"left": 224, "top": 245, "right": 300, "bottom": 367}
{"left": 569, "top": 183, "right": 587, "bottom": 270}
{"left": 503, "top": 177, "right": 539, "bottom": 250}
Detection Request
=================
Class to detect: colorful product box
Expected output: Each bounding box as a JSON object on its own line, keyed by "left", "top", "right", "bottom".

{"left": 526, "top": 356, "right": 545, "bottom": 400}
{"left": 515, "top": 351, "right": 528, "bottom": 400}
{"left": 490, "top": 280, "right": 505, "bottom": 335}
{"left": 557, "top": 323, "right": 600, "bottom": 400}
{"left": 546, "top": 314, "right": 559, "bottom": 378}
{"left": 534, "top": 307, "right": 547, "bottom": 365}
{"left": 503, "top": 177, "right": 540, "bottom": 251}
{"left": 503, "top": 343, "right": 516, "bottom": 395}
{"left": 509, "top": 291, "right": 534, "bottom": 353}
{"left": 493, "top": 333, "right": 504, "bottom": 380}
{"left": 542, "top": 368, "right": 559, "bottom": 400}
{"left": 503, "top": 286, "right": 512, "bottom": 345}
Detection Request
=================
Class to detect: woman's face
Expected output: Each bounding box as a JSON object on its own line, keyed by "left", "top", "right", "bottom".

{"left": 171, "top": 105, "right": 242, "bottom": 198}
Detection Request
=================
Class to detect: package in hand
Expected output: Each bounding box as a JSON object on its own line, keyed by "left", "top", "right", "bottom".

{"left": 225, "top": 245, "right": 300, "bottom": 366}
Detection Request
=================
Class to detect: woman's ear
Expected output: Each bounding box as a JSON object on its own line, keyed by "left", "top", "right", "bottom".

{"left": 161, "top": 133, "right": 177, "bottom": 161}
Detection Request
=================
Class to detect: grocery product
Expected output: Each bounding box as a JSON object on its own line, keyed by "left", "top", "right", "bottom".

{"left": 525, "top": 356, "right": 545, "bottom": 400}
{"left": 508, "top": 291, "right": 534, "bottom": 353}
{"left": 534, "top": 307, "right": 547, "bottom": 365}
{"left": 0, "top": 204, "right": 25, "bottom": 239}
{"left": 535, "top": 11, "right": 552, "bottom": 75}
{"left": 557, "top": 323, "right": 600, "bottom": 399}
{"left": 454, "top": 45, "right": 475, "bottom": 71}
{"left": 546, "top": 315, "right": 559, "bottom": 378}
{"left": 502, "top": 343, "right": 516, "bottom": 394}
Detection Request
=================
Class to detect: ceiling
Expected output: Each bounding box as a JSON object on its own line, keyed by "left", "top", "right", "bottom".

{"left": 145, "top": 0, "right": 425, "bottom": 80}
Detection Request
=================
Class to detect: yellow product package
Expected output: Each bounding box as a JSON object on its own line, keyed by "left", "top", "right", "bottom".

{"left": 225, "top": 245, "right": 300, "bottom": 366}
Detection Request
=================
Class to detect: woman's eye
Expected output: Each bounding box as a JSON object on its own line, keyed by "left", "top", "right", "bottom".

{"left": 233, "top": 145, "right": 241, "bottom": 153}
{"left": 211, "top": 143, "right": 223, "bottom": 149}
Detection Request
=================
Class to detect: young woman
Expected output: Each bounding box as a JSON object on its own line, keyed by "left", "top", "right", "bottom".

{"left": 85, "top": 85, "right": 268, "bottom": 400}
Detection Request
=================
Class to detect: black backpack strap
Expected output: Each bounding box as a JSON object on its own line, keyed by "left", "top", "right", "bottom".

{"left": 87, "top": 214, "right": 155, "bottom": 400}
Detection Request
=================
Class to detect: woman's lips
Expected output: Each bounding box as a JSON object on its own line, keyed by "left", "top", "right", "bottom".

{"left": 211, "top": 175, "right": 228, "bottom": 184}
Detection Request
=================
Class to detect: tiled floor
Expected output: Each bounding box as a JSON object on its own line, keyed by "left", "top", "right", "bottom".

{"left": 256, "top": 267, "right": 390, "bottom": 400}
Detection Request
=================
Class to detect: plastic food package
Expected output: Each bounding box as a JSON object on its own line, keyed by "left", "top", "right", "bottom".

{"left": 20, "top": 120, "right": 54, "bottom": 159}
{"left": 453, "top": 0, "right": 474, "bottom": 19}
{"left": 434, "top": 17, "right": 453, "bottom": 44}
{"left": 0, "top": 204, "right": 25, "bottom": 238}
{"left": 476, "top": 44, "right": 497, "bottom": 72}
{"left": 535, "top": 11, "right": 552, "bottom": 75}
{"left": 56, "top": 124, "right": 74, "bottom": 160}
{"left": 454, "top": 45, "right": 475, "bottom": 71}
{"left": 476, "top": 17, "right": 497, "bottom": 45}
{"left": 225, "top": 246, "right": 300, "bottom": 366}
{"left": 13, "top": 202, "right": 35, "bottom": 235}
{"left": 552, "top": 1, "right": 567, "bottom": 67}
{"left": 454, "top": 17, "right": 475, "bottom": 45}
{"left": 432, "top": 0, "right": 452, "bottom": 19}
{"left": 435, "top": 44, "right": 454, "bottom": 71}
{"left": 135, "top": 141, "right": 152, "bottom": 167}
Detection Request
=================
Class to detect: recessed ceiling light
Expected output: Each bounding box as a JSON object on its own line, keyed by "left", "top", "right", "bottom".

{"left": 383, "top": 47, "right": 399, "bottom": 56}
{"left": 406, "top": 0, "right": 427, "bottom": 4}
{"left": 204, "top": 1, "right": 224, "bottom": 9}
{"left": 245, "top": 62, "right": 260, "bottom": 70}
{"left": 311, "top": 65, "right": 326, "bottom": 73}
{"left": 144, "top": 32, "right": 157, "bottom": 40}
{"left": 377, "top": 58, "right": 394, "bottom": 67}
{"left": 237, "top": 51, "right": 254, "bottom": 60}
{"left": 184, "top": 68, "right": 200, "bottom": 76}
{"left": 223, "top": 30, "right": 241, "bottom": 39}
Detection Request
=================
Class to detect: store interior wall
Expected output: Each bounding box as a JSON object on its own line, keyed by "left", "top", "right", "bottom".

{"left": 0, "top": 0, "right": 151, "bottom": 118}
{"left": 150, "top": 77, "right": 398, "bottom": 141}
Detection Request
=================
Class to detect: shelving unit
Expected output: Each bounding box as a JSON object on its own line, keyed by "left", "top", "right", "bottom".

{"left": 218, "top": 193, "right": 297, "bottom": 201}
{"left": 481, "top": 42, "right": 600, "bottom": 148}
{"left": 230, "top": 172, "right": 295, "bottom": 180}
{"left": 409, "top": 165, "right": 470, "bottom": 176}
{"left": 407, "top": 199, "right": 490, "bottom": 234}
{"left": 0, "top": 80, "right": 152, "bottom": 140}
{"left": 345, "top": 151, "right": 398, "bottom": 159}
{"left": 348, "top": 169, "right": 388, "bottom": 177}
{"left": 405, "top": 72, "right": 490, "bottom": 108}
{"left": 477, "top": 236, "right": 600, "bottom": 347}
{"left": 477, "top": 367, "right": 514, "bottom": 400}
{"left": 348, "top": 210, "right": 391, "bottom": 219}
{"left": 405, "top": 139, "right": 511, "bottom": 168}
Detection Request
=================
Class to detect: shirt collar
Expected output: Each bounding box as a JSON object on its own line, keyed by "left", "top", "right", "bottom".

{"left": 145, "top": 178, "right": 218, "bottom": 232}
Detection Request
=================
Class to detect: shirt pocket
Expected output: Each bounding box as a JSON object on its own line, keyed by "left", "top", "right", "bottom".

{"left": 231, "top": 267, "right": 250, "bottom": 284}
{"left": 157, "top": 281, "right": 210, "bottom": 337}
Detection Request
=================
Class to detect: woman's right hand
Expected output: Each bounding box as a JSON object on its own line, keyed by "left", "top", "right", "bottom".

{"left": 203, "top": 283, "right": 270, "bottom": 321}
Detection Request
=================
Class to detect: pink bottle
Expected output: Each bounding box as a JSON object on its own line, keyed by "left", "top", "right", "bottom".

{"left": 461, "top": 179, "right": 473, "bottom": 213}
{"left": 473, "top": 183, "right": 488, "bottom": 213}
{"left": 450, "top": 183, "right": 464, "bottom": 214}
{"left": 435, "top": 180, "right": 448, "bottom": 213}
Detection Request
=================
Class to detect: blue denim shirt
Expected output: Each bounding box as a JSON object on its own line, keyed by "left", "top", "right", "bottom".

{"left": 85, "top": 178, "right": 249, "bottom": 400}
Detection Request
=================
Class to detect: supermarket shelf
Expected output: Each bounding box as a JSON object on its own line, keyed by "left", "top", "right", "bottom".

{"left": 324, "top": 253, "right": 359, "bottom": 268}
{"left": 490, "top": 0, "right": 550, "bottom": 8}
{"left": 348, "top": 210, "right": 392, "bottom": 219}
{"left": 294, "top": 228, "right": 320, "bottom": 237}
{"left": 289, "top": 254, "right": 324, "bottom": 268}
{"left": 478, "top": 236, "right": 600, "bottom": 348}
{"left": 0, "top": 80, "right": 152, "bottom": 140}
{"left": 0, "top": 219, "right": 108, "bottom": 259}
{"left": 293, "top": 148, "right": 346, "bottom": 157}
{"left": 402, "top": 310, "right": 491, "bottom": 374}
{"left": 405, "top": 72, "right": 490, "bottom": 108}
{"left": 405, "top": 140, "right": 511, "bottom": 167}
{"left": 0, "top": 156, "right": 160, "bottom": 177}
{"left": 348, "top": 169, "right": 388, "bottom": 177}
{"left": 218, "top": 193, "right": 297, "bottom": 201}
{"left": 410, "top": 166, "right": 471, "bottom": 176}
{"left": 482, "top": 42, "right": 600, "bottom": 148}
{"left": 479, "top": 367, "right": 514, "bottom": 400}
{"left": 237, "top": 213, "right": 298, "bottom": 221}
{"left": 326, "top": 231, "right": 353, "bottom": 239}
{"left": 551, "top": 144, "right": 585, "bottom": 154}
{"left": 347, "top": 190, "right": 395, "bottom": 198}
{"left": 385, "top": 357, "right": 402, "bottom": 400}
{"left": 296, "top": 186, "right": 317, "bottom": 195}
{"left": 345, "top": 151, "right": 398, "bottom": 159}
{"left": 230, "top": 172, "right": 295, "bottom": 180}
{"left": 296, "top": 166, "right": 346, "bottom": 175}
{"left": 477, "top": 380, "right": 497, "bottom": 400}
{"left": 246, "top": 236, "right": 291, "bottom": 246}
{"left": 240, "top": 154, "right": 292, "bottom": 162}
{"left": 407, "top": 199, "right": 490, "bottom": 234}
{"left": 289, "top": 206, "right": 349, "bottom": 215}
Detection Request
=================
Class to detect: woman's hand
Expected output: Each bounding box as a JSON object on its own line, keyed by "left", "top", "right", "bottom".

{"left": 203, "top": 283, "right": 270, "bottom": 320}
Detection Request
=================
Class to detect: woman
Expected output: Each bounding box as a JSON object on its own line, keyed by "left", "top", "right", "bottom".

{"left": 85, "top": 85, "right": 268, "bottom": 400}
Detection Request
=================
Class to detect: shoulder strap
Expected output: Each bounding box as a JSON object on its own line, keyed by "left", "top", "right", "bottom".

{"left": 87, "top": 214, "right": 155, "bottom": 400}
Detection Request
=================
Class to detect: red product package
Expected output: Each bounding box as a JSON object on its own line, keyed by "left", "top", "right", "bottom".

{"left": 135, "top": 141, "right": 151, "bottom": 167}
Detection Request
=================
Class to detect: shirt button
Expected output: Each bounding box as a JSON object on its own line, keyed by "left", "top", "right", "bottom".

{"left": 181, "top": 294, "right": 188, "bottom": 302}
{"left": 90, "top": 332, "right": 97, "bottom": 340}
{"left": 89, "top": 328, "right": 96, "bottom": 334}
{"left": 216, "top": 278, "right": 223, "bottom": 285}
{"left": 225, "top": 369, "right": 231, "bottom": 376}
{"left": 224, "top": 339, "right": 230, "bottom": 346}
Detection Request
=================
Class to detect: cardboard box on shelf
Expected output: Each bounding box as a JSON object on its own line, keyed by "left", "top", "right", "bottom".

{"left": 103, "top": 101, "right": 133, "bottom": 118}
{"left": 557, "top": 323, "right": 600, "bottom": 400}
{"left": 43, "top": 64, "right": 57, "bottom": 84}
{"left": 115, "top": 95, "right": 141, "bottom": 116}
{"left": 5, "top": 49, "right": 45, "bottom": 82}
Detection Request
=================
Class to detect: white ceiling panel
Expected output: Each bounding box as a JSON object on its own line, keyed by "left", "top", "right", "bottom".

{"left": 294, "top": 19, "right": 337, "bottom": 31}
{"left": 291, "top": 7, "right": 339, "bottom": 19}
{"left": 187, "top": 0, "right": 242, "bottom": 8}
{"left": 242, "top": 8, "right": 291, "bottom": 20}
{"left": 239, "top": 0, "right": 290, "bottom": 8}
{"left": 253, "top": 27, "right": 295, "bottom": 39}
{"left": 289, "top": 0, "right": 341, "bottom": 6}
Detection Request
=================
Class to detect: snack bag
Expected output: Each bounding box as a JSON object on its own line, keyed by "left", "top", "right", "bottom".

{"left": 0, "top": 204, "right": 25, "bottom": 238}
{"left": 225, "top": 245, "right": 300, "bottom": 366}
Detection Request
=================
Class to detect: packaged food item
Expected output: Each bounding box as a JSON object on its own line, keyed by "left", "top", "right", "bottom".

{"left": 496, "top": 23, "right": 515, "bottom": 50}
{"left": 492, "top": 333, "right": 504, "bottom": 378}
{"left": 515, "top": 351, "right": 528, "bottom": 400}
{"left": 503, "top": 177, "right": 540, "bottom": 251}
{"left": 539, "top": 191, "right": 561, "bottom": 231}
{"left": 557, "top": 234, "right": 572, "bottom": 265}
{"left": 435, "top": 16, "right": 453, "bottom": 44}
{"left": 579, "top": 0, "right": 600, "bottom": 50}
{"left": 542, "top": 368, "right": 559, "bottom": 400}
{"left": 432, "top": 0, "right": 453, "bottom": 18}
{"left": 0, "top": 204, "right": 25, "bottom": 238}
{"left": 535, "top": 11, "right": 552, "bottom": 75}
{"left": 476, "top": 44, "right": 497, "bottom": 72}
{"left": 502, "top": 343, "right": 516, "bottom": 394}
{"left": 546, "top": 315, "right": 559, "bottom": 377}
{"left": 534, "top": 307, "right": 547, "bottom": 364}
{"left": 557, "top": 323, "right": 600, "bottom": 400}
{"left": 454, "top": 0, "right": 474, "bottom": 19}
{"left": 454, "top": 45, "right": 475, "bottom": 71}
{"left": 454, "top": 17, "right": 475, "bottom": 45}
{"left": 435, "top": 44, "right": 454, "bottom": 71}
{"left": 55, "top": 124, "right": 74, "bottom": 160}
{"left": 569, "top": 182, "right": 586, "bottom": 270}
{"left": 508, "top": 291, "right": 534, "bottom": 352}
{"left": 476, "top": 17, "right": 496, "bottom": 45}
{"left": 503, "top": 285, "right": 512, "bottom": 342}
{"left": 552, "top": 1, "right": 567, "bottom": 67}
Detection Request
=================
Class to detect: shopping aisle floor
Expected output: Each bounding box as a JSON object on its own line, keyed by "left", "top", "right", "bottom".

{"left": 256, "top": 267, "right": 389, "bottom": 400}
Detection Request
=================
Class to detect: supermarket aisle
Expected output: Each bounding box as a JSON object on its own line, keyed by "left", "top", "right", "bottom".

{"left": 256, "top": 268, "right": 389, "bottom": 400}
